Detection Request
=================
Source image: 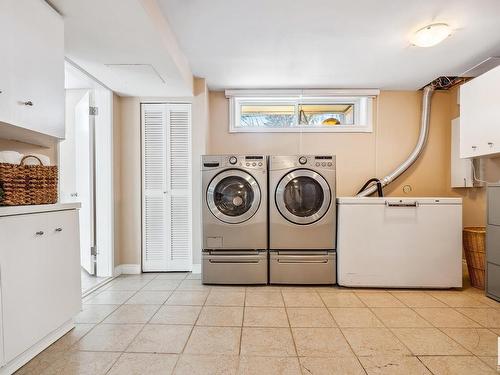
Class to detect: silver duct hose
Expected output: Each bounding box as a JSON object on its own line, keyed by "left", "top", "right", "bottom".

{"left": 357, "top": 84, "right": 435, "bottom": 197}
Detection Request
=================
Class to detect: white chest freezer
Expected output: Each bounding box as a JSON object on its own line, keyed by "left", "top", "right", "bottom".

{"left": 337, "top": 197, "right": 462, "bottom": 288}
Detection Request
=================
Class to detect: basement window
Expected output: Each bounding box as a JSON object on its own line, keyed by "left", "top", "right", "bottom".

{"left": 226, "top": 89, "right": 378, "bottom": 133}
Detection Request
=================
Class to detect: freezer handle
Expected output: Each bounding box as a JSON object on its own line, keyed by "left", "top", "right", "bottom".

{"left": 385, "top": 201, "right": 419, "bottom": 208}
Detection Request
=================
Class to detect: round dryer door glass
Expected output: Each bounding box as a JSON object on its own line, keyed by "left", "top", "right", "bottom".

{"left": 276, "top": 169, "right": 331, "bottom": 225}
{"left": 207, "top": 170, "right": 261, "bottom": 224}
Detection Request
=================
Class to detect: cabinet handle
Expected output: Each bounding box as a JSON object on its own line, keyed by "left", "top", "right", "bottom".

{"left": 35, "top": 231, "right": 44, "bottom": 236}
{"left": 55, "top": 227, "right": 63, "bottom": 232}
{"left": 488, "top": 142, "right": 494, "bottom": 147}
{"left": 472, "top": 146, "right": 477, "bottom": 150}
{"left": 23, "top": 101, "right": 34, "bottom": 106}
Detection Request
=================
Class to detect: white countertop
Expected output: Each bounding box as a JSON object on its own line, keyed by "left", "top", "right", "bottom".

{"left": 0, "top": 203, "right": 81, "bottom": 217}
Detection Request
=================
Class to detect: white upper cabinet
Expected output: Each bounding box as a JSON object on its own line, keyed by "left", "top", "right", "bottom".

{"left": 460, "top": 65, "right": 500, "bottom": 158}
{"left": 0, "top": 0, "right": 65, "bottom": 139}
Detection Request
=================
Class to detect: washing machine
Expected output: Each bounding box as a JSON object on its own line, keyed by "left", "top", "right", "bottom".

{"left": 202, "top": 155, "right": 267, "bottom": 284}
{"left": 269, "top": 155, "right": 336, "bottom": 284}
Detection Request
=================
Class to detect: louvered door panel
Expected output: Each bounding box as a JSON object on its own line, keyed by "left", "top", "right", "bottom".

{"left": 142, "top": 104, "right": 169, "bottom": 271}
{"left": 142, "top": 103, "right": 192, "bottom": 272}
{"left": 166, "top": 104, "right": 192, "bottom": 270}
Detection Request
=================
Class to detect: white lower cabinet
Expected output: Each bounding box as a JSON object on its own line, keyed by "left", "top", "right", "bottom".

{"left": 0, "top": 206, "right": 81, "bottom": 374}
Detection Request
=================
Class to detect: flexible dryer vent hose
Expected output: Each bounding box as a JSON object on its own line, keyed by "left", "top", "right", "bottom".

{"left": 357, "top": 84, "right": 435, "bottom": 197}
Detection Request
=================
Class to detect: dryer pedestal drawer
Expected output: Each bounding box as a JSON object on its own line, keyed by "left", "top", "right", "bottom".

{"left": 202, "top": 251, "right": 267, "bottom": 284}
{"left": 270, "top": 251, "right": 336, "bottom": 285}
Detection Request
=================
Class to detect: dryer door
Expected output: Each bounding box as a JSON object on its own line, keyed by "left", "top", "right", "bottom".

{"left": 275, "top": 169, "right": 331, "bottom": 225}
{"left": 207, "top": 169, "right": 261, "bottom": 224}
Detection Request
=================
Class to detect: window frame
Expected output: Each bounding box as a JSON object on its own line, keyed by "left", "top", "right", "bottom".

{"left": 227, "top": 89, "right": 378, "bottom": 133}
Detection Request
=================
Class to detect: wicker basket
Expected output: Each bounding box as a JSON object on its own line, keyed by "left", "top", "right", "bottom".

{"left": 0, "top": 155, "right": 58, "bottom": 206}
{"left": 463, "top": 226, "right": 486, "bottom": 289}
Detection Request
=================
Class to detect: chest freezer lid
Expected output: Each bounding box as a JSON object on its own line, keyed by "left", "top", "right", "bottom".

{"left": 337, "top": 197, "right": 462, "bottom": 205}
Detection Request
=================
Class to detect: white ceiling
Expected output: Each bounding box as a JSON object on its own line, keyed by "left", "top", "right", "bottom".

{"left": 50, "top": 0, "right": 193, "bottom": 97}
{"left": 65, "top": 61, "right": 103, "bottom": 90}
{"left": 158, "top": 0, "right": 500, "bottom": 90}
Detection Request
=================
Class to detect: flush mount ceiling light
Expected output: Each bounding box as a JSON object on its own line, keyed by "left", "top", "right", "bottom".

{"left": 411, "top": 23, "right": 452, "bottom": 47}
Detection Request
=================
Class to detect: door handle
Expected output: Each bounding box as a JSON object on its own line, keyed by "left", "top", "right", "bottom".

{"left": 22, "top": 100, "right": 33, "bottom": 106}
{"left": 35, "top": 231, "right": 44, "bottom": 236}
{"left": 55, "top": 227, "right": 63, "bottom": 232}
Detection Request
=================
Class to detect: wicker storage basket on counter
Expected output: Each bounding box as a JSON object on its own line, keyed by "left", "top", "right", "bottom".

{"left": 0, "top": 155, "right": 58, "bottom": 206}
{"left": 463, "top": 226, "right": 486, "bottom": 289}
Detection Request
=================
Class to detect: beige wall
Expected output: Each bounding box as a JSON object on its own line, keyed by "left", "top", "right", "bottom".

{"left": 116, "top": 96, "right": 143, "bottom": 266}
{"left": 191, "top": 78, "right": 210, "bottom": 265}
{"left": 113, "top": 94, "right": 123, "bottom": 266}
{"left": 114, "top": 87, "right": 500, "bottom": 269}
{"left": 208, "top": 89, "right": 498, "bottom": 227}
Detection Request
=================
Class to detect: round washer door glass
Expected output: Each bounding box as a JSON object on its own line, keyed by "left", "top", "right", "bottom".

{"left": 207, "top": 169, "right": 261, "bottom": 224}
{"left": 276, "top": 169, "right": 331, "bottom": 225}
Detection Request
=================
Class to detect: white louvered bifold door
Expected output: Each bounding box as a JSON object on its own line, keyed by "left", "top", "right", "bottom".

{"left": 165, "top": 104, "right": 192, "bottom": 271}
{"left": 142, "top": 103, "right": 192, "bottom": 272}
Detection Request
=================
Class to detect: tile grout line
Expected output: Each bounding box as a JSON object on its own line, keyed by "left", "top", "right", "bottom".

{"left": 321, "top": 292, "right": 369, "bottom": 375}
{"left": 170, "top": 274, "right": 201, "bottom": 375}
{"left": 104, "top": 273, "right": 186, "bottom": 374}
{"left": 363, "top": 290, "right": 479, "bottom": 360}
{"left": 280, "top": 287, "right": 303, "bottom": 374}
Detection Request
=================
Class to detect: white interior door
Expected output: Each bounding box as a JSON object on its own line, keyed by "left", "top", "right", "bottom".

{"left": 142, "top": 103, "right": 192, "bottom": 272}
{"left": 60, "top": 90, "right": 94, "bottom": 275}
{"left": 94, "top": 88, "right": 114, "bottom": 277}
{"left": 75, "top": 91, "right": 94, "bottom": 275}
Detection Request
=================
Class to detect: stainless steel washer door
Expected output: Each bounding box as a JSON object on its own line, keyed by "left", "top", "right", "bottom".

{"left": 276, "top": 169, "right": 331, "bottom": 225}
{"left": 207, "top": 169, "right": 261, "bottom": 224}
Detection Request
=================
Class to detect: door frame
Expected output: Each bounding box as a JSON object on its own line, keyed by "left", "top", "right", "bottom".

{"left": 58, "top": 60, "right": 115, "bottom": 278}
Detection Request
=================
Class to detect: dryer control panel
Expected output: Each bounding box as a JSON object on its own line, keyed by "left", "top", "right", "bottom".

{"left": 202, "top": 155, "right": 266, "bottom": 170}
{"left": 270, "top": 155, "right": 336, "bottom": 170}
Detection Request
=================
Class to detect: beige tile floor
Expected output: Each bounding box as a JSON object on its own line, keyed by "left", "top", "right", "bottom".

{"left": 16, "top": 273, "right": 500, "bottom": 375}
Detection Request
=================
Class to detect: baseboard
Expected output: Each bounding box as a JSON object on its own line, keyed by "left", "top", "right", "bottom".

{"left": 0, "top": 319, "right": 74, "bottom": 375}
{"left": 114, "top": 264, "right": 142, "bottom": 275}
{"left": 192, "top": 263, "right": 201, "bottom": 274}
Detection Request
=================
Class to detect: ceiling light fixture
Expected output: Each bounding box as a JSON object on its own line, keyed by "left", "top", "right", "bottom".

{"left": 411, "top": 23, "right": 452, "bottom": 47}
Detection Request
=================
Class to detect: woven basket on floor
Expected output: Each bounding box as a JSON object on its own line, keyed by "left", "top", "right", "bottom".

{"left": 0, "top": 155, "right": 58, "bottom": 206}
{"left": 463, "top": 226, "right": 486, "bottom": 289}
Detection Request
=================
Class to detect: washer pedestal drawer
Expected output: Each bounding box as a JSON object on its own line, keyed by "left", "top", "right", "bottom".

{"left": 202, "top": 250, "right": 268, "bottom": 285}
{"left": 270, "top": 251, "right": 336, "bottom": 285}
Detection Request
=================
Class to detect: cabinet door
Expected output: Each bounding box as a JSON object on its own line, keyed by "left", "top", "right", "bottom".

{"left": 0, "top": 0, "right": 12, "bottom": 125}
{"left": 0, "top": 210, "right": 81, "bottom": 363}
{"left": 1, "top": 0, "right": 64, "bottom": 138}
{"left": 460, "top": 81, "right": 485, "bottom": 158}
{"left": 460, "top": 66, "right": 500, "bottom": 158}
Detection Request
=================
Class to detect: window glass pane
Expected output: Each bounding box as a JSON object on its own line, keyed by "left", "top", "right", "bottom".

{"left": 239, "top": 104, "right": 295, "bottom": 128}
{"left": 298, "top": 104, "right": 354, "bottom": 126}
